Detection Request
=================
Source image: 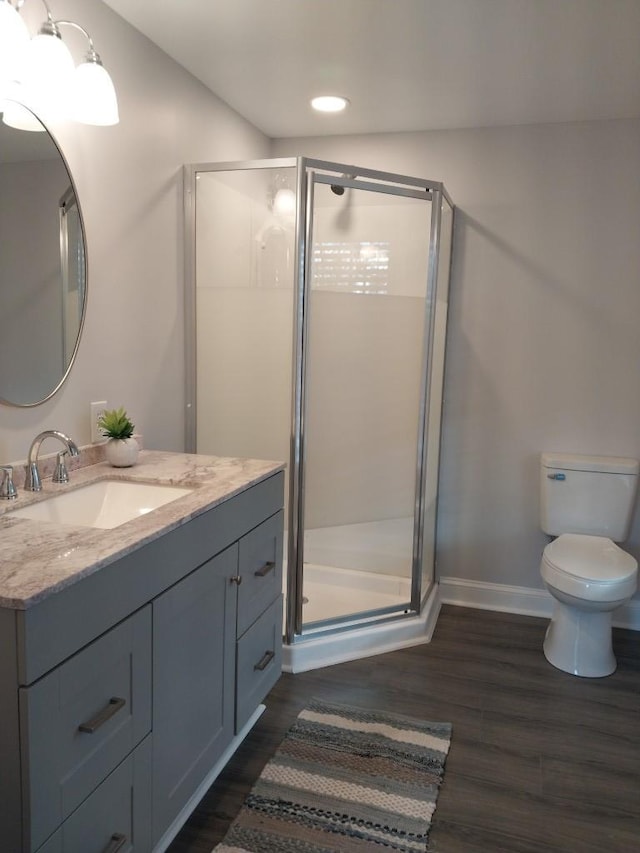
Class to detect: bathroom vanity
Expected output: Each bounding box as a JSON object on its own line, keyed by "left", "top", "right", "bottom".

{"left": 0, "top": 451, "right": 284, "bottom": 852}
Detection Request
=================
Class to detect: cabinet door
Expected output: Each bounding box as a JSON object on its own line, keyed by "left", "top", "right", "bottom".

{"left": 152, "top": 545, "right": 237, "bottom": 845}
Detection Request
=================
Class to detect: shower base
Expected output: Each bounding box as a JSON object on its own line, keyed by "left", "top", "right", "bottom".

{"left": 282, "top": 516, "right": 439, "bottom": 673}
{"left": 299, "top": 563, "right": 411, "bottom": 623}
{"left": 283, "top": 581, "right": 440, "bottom": 673}
{"left": 284, "top": 515, "right": 413, "bottom": 623}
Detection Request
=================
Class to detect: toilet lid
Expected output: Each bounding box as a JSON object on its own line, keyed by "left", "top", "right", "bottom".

{"left": 544, "top": 534, "right": 637, "bottom": 583}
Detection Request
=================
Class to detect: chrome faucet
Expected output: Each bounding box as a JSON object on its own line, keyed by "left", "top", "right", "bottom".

{"left": 25, "top": 430, "right": 79, "bottom": 492}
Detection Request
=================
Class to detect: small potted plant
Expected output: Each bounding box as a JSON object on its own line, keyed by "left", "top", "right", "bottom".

{"left": 98, "top": 406, "right": 139, "bottom": 467}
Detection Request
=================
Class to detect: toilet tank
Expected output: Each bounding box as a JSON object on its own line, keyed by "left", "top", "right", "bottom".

{"left": 540, "top": 453, "right": 640, "bottom": 541}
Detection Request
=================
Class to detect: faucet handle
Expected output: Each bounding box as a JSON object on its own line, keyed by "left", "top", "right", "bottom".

{"left": 52, "top": 451, "right": 70, "bottom": 484}
{"left": 0, "top": 465, "right": 17, "bottom": 500}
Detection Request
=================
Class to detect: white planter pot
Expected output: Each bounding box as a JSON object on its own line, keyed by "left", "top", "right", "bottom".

{"left": 105, "top": 437, "right": 139, "bottom": 468}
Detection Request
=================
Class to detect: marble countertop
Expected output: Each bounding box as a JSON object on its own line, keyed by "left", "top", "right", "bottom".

{"left": 0, "top": 450, "right": 284, "bottom": 610}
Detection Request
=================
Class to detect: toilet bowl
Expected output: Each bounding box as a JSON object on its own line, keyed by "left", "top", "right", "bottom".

{"left": 541, "top": 533, "right": 637, "bottom": 677}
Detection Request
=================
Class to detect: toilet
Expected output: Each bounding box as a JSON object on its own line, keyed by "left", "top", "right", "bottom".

{"left": 539, "top": 452, "right": 639, "bottom": 677}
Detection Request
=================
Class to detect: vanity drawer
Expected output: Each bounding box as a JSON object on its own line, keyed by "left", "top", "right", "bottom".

{"left": 35, "top": 736, "right": 151, "bottom": 853}
{"left": 21, "top": 607, "right": 152, "bottom": 852}
{"left": 236, "top": 595, "right": 282, "bottom": 733}
{"left": 237, "top": 510, "right": 283, "bottom": 636}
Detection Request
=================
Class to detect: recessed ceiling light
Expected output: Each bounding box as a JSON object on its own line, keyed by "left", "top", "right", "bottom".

{"left": 310, "top": 95, "right": 350, "bottom": 113}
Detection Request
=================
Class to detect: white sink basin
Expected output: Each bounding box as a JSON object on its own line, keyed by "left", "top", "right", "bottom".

{"left": 11, "top": 480, "right": 193, "bottom": 529}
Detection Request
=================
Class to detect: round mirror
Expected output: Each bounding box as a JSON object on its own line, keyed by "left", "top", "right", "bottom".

{"left": 0, "top": 103, "right": 87, "bottom": 406}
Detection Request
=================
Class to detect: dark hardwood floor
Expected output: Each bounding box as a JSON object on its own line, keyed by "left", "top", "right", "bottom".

{"left": 168, "top": 605, "right": 640, "bottom": 852}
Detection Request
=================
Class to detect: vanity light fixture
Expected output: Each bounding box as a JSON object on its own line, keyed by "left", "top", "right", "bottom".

{"left": 310, "top": 95, "right": 350, "bottom": 113}
{"left": 0, "top": 0, "right": 29, "bottom": 99}
{"left": 0, "top": 0, "right": 119, "bottom": 129}
{"left": 13, "top": 8, "right": 75, "bottom": 123}
{"left": 58, "top": 20, "right": 119, "bottom": 126}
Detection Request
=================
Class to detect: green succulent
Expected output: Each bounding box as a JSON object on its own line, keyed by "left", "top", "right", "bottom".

{"left": 98, "top": 406, "right": 135, "bottom": 440}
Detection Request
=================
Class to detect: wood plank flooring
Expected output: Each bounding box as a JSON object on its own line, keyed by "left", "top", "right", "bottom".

{"left": 167, "top": 605, "right": 640, "bottom": 852}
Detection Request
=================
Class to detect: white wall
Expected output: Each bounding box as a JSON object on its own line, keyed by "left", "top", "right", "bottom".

{"left": 0, "top": 0, "right": 269, "bottom": 462}
{"left": 273, "top": 120, "right": 640, "bottom": 594}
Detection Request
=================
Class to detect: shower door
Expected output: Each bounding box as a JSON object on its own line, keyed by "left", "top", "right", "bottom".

{"left": 290, "top": 167, "right": 438, "bottom": 635}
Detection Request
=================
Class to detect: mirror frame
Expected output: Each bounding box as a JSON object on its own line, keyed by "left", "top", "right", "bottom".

{"left": 0, "top": 100, "right": 88, "bottom": 408}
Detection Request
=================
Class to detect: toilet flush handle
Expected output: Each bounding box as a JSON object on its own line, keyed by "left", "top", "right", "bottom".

{"left": 547, "top": 473, "right": 566, "bottom": 481}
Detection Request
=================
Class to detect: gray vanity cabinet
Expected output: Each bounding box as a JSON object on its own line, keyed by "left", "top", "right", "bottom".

{"left": 0, "top": 470, "right": 284, "bottom": 853}
{"left": 151, "top": 545, "right": 237, "bottom": 845}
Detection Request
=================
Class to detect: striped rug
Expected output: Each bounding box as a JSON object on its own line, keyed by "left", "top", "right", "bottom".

{"left": 214, "top": 699, "right": 452, "bottom": 852}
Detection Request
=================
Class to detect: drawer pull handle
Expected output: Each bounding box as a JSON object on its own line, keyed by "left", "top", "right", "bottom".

{"left": 230, "top": 575, "right": 242, "bottom": 585}
{"left": 79, "top": 697, "right": 126, "bottom": 734}
{"left": 254, "top": 560, "right": 275, "bottom": 578}
{"left": 102, "top": 833, "right": 127, "bottom": 853}
{"left": 254, "top": 649, "right": 275, "bottom": 671}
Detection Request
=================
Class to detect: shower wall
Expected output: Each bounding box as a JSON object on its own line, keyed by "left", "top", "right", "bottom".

{"left": 304, "top": 198, "right": 430, "bottom": 531}
{"left": 194, "top": 170, "right": 294, "bottom": 477}
{"left": 304, "top": 291, "right": 423, "bottom": 529}
{"left": 195, "top": 172, "right": 430, "bottom": 540}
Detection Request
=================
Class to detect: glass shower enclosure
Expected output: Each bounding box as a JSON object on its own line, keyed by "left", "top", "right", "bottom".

{"left": 184, "top": 158, "right": 454, "bottom": 650}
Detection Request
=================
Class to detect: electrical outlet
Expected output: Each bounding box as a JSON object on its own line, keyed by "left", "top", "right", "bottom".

{"left": 90, "top": 401, "right": 108, "bottom": 443}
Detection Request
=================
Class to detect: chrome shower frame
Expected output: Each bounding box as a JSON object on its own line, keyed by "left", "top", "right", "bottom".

{"left": 183, "top": 156, "right": 455, "bottom": 648}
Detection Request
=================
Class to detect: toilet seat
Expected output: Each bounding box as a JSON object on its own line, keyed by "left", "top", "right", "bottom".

{"left": 541, "top": 533, "right": 638, "bottom": 602}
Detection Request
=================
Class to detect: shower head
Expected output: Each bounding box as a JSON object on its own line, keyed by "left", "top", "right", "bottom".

{"left": 330, "top": 173, "right": 356, "bottom": 196}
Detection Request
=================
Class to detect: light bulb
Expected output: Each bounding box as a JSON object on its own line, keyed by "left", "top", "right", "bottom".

{"left": 72, "top": 58, "right": 119, "bottom": 125}
{"left": 17, "top": 25, "right": 75, "bottom": 120}
{"left": 310, "top": 95, "right": 349, "bottom": 113}
{"left": 0, "top": 1, "right": 29, "bottom": 93}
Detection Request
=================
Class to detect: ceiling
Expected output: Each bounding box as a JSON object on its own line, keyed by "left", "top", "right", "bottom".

{"left": 102, "top": 0, "right": 640, "bottom": 139}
